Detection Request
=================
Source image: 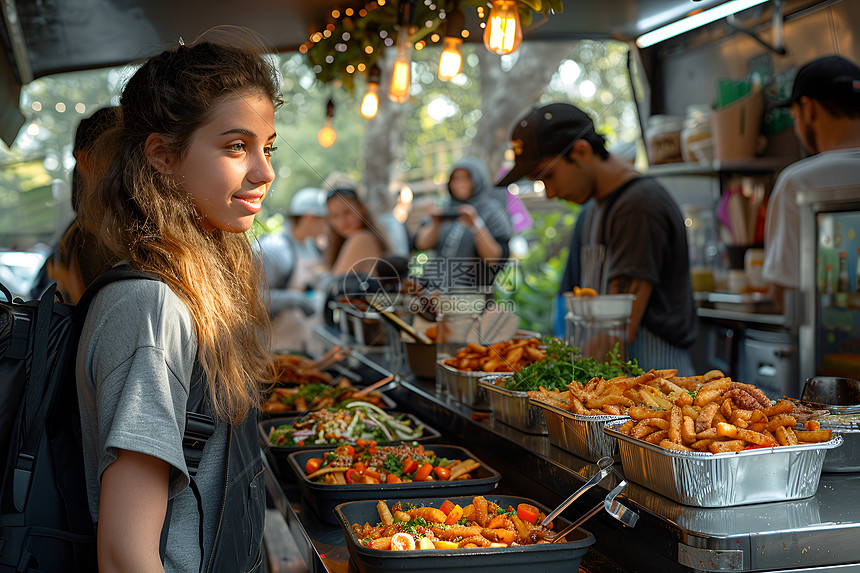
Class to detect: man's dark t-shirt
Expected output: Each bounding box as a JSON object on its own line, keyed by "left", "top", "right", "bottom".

{"left": 584, "top": 177, "right": 698, "bottom": 349}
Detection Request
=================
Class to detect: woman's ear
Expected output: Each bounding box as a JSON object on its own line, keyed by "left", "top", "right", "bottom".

{"left": 144, "top": 133, "right": 175, "bottom": 174}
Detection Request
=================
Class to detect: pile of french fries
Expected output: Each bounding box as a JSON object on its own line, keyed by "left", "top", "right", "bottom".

{"left": 442, "top": 338, "right": 545, "bottom": 373}
{"left": 528, "top": 369, "right": 700, "bottom": 415}
{"left": 615, "top": 371, "right": 833, "bottom": 454}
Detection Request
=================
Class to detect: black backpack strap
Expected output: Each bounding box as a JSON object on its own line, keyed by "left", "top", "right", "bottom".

{"left": 12, "top": 282, "right": 60, "bottom": 511}
{"left": 160, "top": 364, "right": 215, "bottom": 567}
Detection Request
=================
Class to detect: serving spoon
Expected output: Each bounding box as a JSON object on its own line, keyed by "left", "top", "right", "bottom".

{"left": 551, "top": 480, "right": 638, "bottom": 543}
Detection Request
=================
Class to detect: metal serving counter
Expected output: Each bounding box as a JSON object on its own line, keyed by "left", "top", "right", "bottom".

{"left": 264, "top": 327, "right": 860, "bottom": 573}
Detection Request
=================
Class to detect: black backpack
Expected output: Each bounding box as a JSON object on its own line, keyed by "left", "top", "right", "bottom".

{"left": 0, "top": 267, "right": 214, "bottom": 572}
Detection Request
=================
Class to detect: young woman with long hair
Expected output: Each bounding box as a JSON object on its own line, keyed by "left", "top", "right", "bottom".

{"left": 323, "top": 175, "right": 390, "bottom": 275}
{"left": 75, "top": 35, "right": 280, "bottom": 572}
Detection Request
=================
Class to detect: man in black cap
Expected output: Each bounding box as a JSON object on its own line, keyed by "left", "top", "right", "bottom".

{"left": 763, "top": 55, "right": 860, "bottom": 309}
{"left": 498, "top": 102, "right": 697, "bottom": 374}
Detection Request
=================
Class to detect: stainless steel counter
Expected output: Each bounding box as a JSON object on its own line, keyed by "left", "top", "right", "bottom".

{"left": 265, "top": 327, "right": 860, "bottom": 573}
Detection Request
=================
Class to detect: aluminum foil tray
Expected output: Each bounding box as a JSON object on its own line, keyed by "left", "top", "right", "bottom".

{"left": 287, "top": 445, "right": 501, "bottom": 524}
{"left": 604, "top": 421, "right": 844, "bottom": 507}
{"left": 334, "top": 495, "right": 594, "bottom": 573}
{"left": 819, "top": 422, "right": 860, "bottom": 473}
{"left": 436, "top": 360, "right": 492, "bottom": 410}
{"left": 478, "top": 376, "right": 547, "bottom": 435}
{"left": 530, "top": 400, "right": 625, "bottom": 462}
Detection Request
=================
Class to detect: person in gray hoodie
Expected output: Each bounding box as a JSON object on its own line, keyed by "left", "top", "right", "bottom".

{"left": 414, "top": 157, "right": 512, "bottom": 289}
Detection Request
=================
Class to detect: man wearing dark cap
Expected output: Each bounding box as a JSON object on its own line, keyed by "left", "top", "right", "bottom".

{"left": 763, "top": 55, "right": 860, "bottom": 309}
{"left": 498, "top": 102, "right": 697, "bottom": 374}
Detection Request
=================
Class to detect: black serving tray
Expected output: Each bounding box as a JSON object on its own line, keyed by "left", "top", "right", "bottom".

{"left": 260, "top": 412, "right": 441, "bottom": 483}
{"left": 334, "top": 495, "right": 594, "bottom": 573}
{"left": 288, "top": 445, "right": 502, "bottom": 525}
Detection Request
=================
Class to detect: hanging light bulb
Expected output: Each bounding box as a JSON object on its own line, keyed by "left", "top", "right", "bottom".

{"left": 483, "top": 0, "right": 522, "bottom": 55}
{"left": 389, "top": 26, "right": 413, "bottom": 103}
{"left": 389, "top": 0, "right": 415, "bottom": 104}
{"left": 361, "top": 65, "right": 382, "bottom": 119}
{"left": 438, "top": 7, "right": 464, "bottom": 81}
{"left": 317, "top": 99, "right": 337, "bottom": 148}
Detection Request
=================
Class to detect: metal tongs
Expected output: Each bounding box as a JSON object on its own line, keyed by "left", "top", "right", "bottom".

{"left": 541, "top": 456, "right": 614, "bottom": 527}
{"left": 551, "top": 480, "right": 639, "bottom": 543}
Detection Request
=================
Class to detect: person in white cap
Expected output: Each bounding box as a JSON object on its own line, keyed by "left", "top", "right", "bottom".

{"left": 258, "top": 187, "right": 330, "bottom": 353}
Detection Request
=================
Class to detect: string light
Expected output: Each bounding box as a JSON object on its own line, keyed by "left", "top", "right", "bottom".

{"left": 318, "top": 99, "right": 337, "bottom": 147}
{"left": 361, "top": 65, "right": 382, "bottom": 119}
{"left": 484, "top": 0, "right": 522, "bottom": 55}
{"left": 438, "top": 5, "right": 464, "bottom": 81}
{"left": 389, "top": 0, "right": 416, "bottom": 104}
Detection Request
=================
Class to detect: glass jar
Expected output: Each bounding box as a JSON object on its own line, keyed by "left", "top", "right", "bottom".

{"left": 646, "top": 115, "right": 684, "bottom": 165}
{"left": 681, "top": 104, "right": 713, "bottom": 164}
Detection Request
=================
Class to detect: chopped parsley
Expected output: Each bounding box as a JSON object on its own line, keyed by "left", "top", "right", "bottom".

{"left": 383, "top": 454, "right": 403, "bottom": 477}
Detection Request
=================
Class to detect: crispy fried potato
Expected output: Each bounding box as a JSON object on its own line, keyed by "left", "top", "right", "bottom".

{"left": 795, "top": 429, "right": 833, "bottom": 443}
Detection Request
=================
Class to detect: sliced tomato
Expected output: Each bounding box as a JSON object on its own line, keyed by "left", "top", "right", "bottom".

{"left": 364, "top": 469, "right": 381, "bottom": 479}
{"left": 414, "top": 463, "right": 434, "bottom": 482}
{"left": 402, "top": 456, "right": 418, "bottom": 474}
{"left": 439, "top": 499, "right": 455, "bottom": 515}
{"left": 344, "top": 445, "right": 355, "bottom": 457}
{"left": 304, "top": 458, "right": 323, "bottom": 475}
{"left": 386, "top": 473, "right": 402, "bottom": 484}
{"left": 516, "top": 503, "right": 540, "bottom": 525}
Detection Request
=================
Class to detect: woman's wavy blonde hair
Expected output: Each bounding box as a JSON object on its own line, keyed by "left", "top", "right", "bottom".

{"left": 77, "top": 37, "right": 282, "bottom": 424}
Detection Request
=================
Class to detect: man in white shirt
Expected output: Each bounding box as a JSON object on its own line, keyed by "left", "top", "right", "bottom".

{"left": 762, "top": 56, "right": 860, "bottom": 305}
{"left": 763, "top": 55, "right": 860, "bottom": 310}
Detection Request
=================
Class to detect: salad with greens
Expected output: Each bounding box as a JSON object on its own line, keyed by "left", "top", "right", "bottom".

{"left": 267, "top": 402, "right": 424, "bottom": 447}
{"left": 501, "top": 338, "right": 644, "bottom": 393}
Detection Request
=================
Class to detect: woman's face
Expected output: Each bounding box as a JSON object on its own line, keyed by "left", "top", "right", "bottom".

{"left": 449, "top": 169, "right": 474, "bottom": 201}
{"left": 327, "top": 194, "right": 365, "bottom": 237}
{"left": 172, "top": 92, "right": 276, "bottom": 233}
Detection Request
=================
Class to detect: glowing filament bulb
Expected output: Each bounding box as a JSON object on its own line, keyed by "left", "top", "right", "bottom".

{"left": 484, "top": 0, "right": 522, "bottom": 55}
{"left": 438, "top": 36, "right": 463, "bottom": 81}
{"left": 388, "top": 28, "right": 413, "bottom": 103}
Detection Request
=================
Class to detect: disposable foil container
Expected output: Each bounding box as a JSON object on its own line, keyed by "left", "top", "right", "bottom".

{"left": 436, "top": 360, "right": 492, "bottom": 410}
{"left": 530, "top": 400, "right": 625, "bottom": 461}
{"left": 820, "top": 425, "right": 860, "bottom": 473}
{"left": 604, "top": 421, "right": 844, "bottom": 507}
{"left": 478, "top": 376, "right": 548, "bottom": 435}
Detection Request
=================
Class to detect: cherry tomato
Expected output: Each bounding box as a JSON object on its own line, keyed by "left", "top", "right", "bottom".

{"left": 434, "top": 466, "right": 451, "bottom": 480}
{"left": 390, "top": 532, "right": 416, "bottom": 551}
{"left": 414, "top": 463, "right": 434, "bottom": 482}
{"left": 516, "top": 503, "right": 540, "bottom": 525}
{"left": 345, "top": 469, "right": 361, "bottom": 484}
{"left": 386, "top": 473, "right": 402, "bottom": 484}
{"left": 354, "top": 462, "right": 366, "bottom": 473}
{"left": 402, "top": 456, "right": 418, "bottom": 474}
{"left": 304, "top": 457, "right": 323, "bottom": 475}
{"left": 344, "top": 445, "right": 355, "bottom": 457}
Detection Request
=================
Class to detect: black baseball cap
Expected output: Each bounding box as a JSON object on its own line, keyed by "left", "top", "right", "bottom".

{"left": 497, "top": 102, "right": 597, "bottom": 187}
{"left": 778, "top": 55, "right": 860, "bottom": 107}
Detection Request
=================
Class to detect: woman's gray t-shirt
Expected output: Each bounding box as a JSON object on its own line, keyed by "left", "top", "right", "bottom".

{"left": 75, "top": 279, "right": 228, "bottom": 572}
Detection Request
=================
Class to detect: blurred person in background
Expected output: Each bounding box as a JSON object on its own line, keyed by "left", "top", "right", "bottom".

{"left": 29, "top": 106, "right": 119, "bottom": 302}
{"left": 324, "top": 175, "right": 392, "bottom": 275}
{"left": 553, "top": 140, "right": 638, "bottom": 337}
{"left": 499, "top": 103, "right": 697, "bottom": 374}
{"left": 413, "top": 157, "right": 512, "bottom": 290}
{"left": 258, "top": 187, "right": 329, "bottom": 353}
{"left": 763, "top": 55, "right": 860, "bottom": 310}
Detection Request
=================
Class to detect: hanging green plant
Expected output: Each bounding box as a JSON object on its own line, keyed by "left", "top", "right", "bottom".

{"left": 303, "top": 0, "right": 564, "bottom": 91}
